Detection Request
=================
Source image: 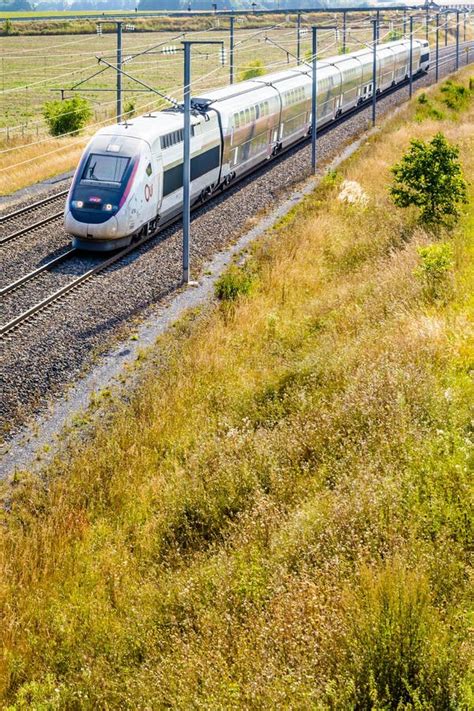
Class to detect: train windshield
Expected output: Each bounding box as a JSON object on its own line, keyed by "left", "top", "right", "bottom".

{"left": 81, "top": 154, "right": 130, "bottom": 184}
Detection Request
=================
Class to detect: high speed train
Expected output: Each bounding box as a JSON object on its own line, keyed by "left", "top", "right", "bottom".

{"left": 65, "top": 38, "right": 430, "bottom": 251}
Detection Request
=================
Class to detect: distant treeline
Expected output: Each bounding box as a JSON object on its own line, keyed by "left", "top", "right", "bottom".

{"left": 1, "top": 0, "right": 135, "bottom": 9}
{"left": 1, "top": 0, "right": 345, "bottom": 13}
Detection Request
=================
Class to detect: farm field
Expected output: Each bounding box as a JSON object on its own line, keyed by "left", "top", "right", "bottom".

{"left": 0, "top": 17, "right": 376, "bottom": 194}
{"left": 1, "top": 12, "right": 471, "bottom": 196}
{"left": 0, "top": 17, "right": 382, "bottom": 130}
{"left": 0, "top": 66, "right": 472, "bottom": 708}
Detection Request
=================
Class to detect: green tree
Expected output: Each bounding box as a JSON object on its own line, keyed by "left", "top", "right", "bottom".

{"left": 3, "top": 19, "right": 13, "bottom": 36}
{"left": 390, "top": 132, "right": 468, "bottom": 229}
{"left": 42, "top": 95, "right": 92, "bottom": 137}
{"left": 239, "top": 59, "right": 265, "bottom": 82}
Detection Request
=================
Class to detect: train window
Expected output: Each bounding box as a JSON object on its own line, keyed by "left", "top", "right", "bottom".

{"left": 160, "top": 127, "right": 194, "bottom": 150}
{"left": 146, "top": 163, "right": 152, "bottom": 177}
{"left": 81, "top": 154, "right": 130, "bottom": 184}
{"left": 163, "top": 145, "right": 220, "bottom": 196}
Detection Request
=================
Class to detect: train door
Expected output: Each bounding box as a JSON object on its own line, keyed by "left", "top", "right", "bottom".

{"left": 151, "top": 139, "right": 163, "bottom": 219}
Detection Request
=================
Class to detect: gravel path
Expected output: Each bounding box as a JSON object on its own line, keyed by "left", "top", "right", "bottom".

{"left": 0, "top": 45, "right": 471, "bottom": 439}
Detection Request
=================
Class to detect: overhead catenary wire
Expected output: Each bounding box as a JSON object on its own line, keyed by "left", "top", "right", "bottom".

{"left": 0, "top": 46, "right": 332, "bottom": 166}
{"left": 1, "top": 16, "right": 469, "bottom": 156}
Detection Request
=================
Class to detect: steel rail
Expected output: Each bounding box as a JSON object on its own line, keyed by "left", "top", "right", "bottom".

{"left": 0, "top": 233, "right": 155, "bottom": 338}
{"left": 0, "top": 189, "right": 68, "bottom": 224}
{"left": 1, "top": 43, "right": 472, "bottom": 339}
{"left": 0, "top": 248, "right": 77, "bottom": 298}
{"left": 0, "top": 211, "right": 64, "bottom": 246}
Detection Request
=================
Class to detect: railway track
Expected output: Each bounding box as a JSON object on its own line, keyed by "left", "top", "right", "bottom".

{"left": 0, "top": 189, "right": 68, "bottom": 246}
{"left": 1, "top": 44, "right": 472, "bottom": 341}
{"left": 1, "top": 233, "right": 154, "bottom": 339}
{"left": 0, "top": 248, "right": 77, "bottom": 298}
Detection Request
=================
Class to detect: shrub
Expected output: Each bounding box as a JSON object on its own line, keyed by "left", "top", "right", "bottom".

{"left": 387, "top": 29, "right": 403, "bottom": 41}
{"left": 42, "top": 95, "right": 92, "bottom": 137}
{"left": 343, "top": 563, "right": 455, "bottom": 709}
{"left": 3, "top": 19, "right": 14, "bottom": 36}
{"left": 390, "top": 132, "right": 468, "bottom": 229}
{"left": 439, "top": 80, "right": 471, "bottom": 112}
{"left": 214, "top": 264, "right": 254, "bottom": 302}
{"left": 415, "top": 242, "right": 454, "bottom": 301}
{"left": 239, "top": 59, "right": 265, "bottom": 81}
{"left": 123, "top": 99, "right": 136, "bottom": 120}
{"left": 304, "top": 48, "right": 320, "bottom": 62}
{"left": 415, "top": 95, "right": 445, "bottom": 122}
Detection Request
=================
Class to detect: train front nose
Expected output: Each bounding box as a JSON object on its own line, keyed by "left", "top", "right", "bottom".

{"left": 65, "top": 209, "right": 127, "bottom": 251}
{"left": 65, "top": 208, "right": 119, "bottom": 237}
{"left": 65, "top": 149, "right": 135, "bottom": 250}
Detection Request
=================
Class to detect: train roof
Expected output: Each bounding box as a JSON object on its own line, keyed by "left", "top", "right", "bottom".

{"left": 92, "top": 37, "right": 431, "bottom": 142}
{"left": 95, "top": 110, "right": 199, "bottom": 145}
{"left": 193, "top": 65, "right": 319, "bottom": 109}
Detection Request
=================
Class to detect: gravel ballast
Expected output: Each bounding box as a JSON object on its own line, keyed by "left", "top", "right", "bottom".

{"left": 0, "top": 45, "right": 471, "bottom": 450}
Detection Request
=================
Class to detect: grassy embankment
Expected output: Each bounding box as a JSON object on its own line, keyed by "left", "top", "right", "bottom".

{"left": 0, "top": 69, "right": 473, "bottom": 708}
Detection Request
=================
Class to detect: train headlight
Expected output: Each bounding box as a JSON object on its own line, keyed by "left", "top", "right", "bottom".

{"left": 72, "top": 200, "right": 84, "bottom": 208}
{"left": 103, "top": 203, "right": 114, "bottom": 212}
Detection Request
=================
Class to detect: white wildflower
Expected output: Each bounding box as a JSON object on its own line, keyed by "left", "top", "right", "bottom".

{"left": 337, "top": 179, "right": 369, "bottom": 207}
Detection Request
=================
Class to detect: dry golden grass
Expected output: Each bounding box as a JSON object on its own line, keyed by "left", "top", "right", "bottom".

{"left": 0, "top": 68, "right": 472, "bottom": 708}
{"left": 0, "top": 134, "right": 86, "bottom": 195}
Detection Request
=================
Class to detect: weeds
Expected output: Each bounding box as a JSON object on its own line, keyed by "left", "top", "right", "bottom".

{"left": 214, "top": 264, "right": 255, "bottom": 302}
{"left": 0, "top": 66, "right": 472, "bottom": 709}
{"left": 415, "top": 93, "right": 445, "bottom": 122}
{"left": 440, "top": 79, "right": 472, "bottom": 112}
{"left": 415, "top": 242, "right": 455, "bottom": 301}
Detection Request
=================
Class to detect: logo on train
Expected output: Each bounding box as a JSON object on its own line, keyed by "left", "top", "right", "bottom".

{"left": 144, "top": 184, "right": 153, "bottom": 202}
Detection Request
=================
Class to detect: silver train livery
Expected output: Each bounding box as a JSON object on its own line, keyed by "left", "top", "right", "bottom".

{"left": 65, "top": 38, "right": 430, "bottom": 251}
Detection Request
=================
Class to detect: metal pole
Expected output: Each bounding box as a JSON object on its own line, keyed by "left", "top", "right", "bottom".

{"left": 342, "top": 10, "right": 346, "bottom": 53}
{"left": 403, "top": 9, "right": 407, "bottom": 36}
{"left": 116, "top": 21, "right": 122, "bottom": 123}
{"left": 371, "top": 18, "right": 377, "bottom": 127}
{"left": 311, "top": 26, "right": 317, "bottom": 174}
{"left": 297, "top": 12, "right": 301, "bottom": 65}
{"left": 183, "top": 42, "right": 191, "bottom": 284}
{"left": 180, "top": 39, "right": 223, "bottom": 284}
{"left": 436, "top": 13, "right": 439, "bottom": 82}
{"left": 409, "top": 16, "right": 413, "bottom": 99}
{"left": 464, "top": 11, "right": 467, "bottom": 43}
{"left": 229, "top": 15, "right": 234, "bottom": 84}
{"left": 376, "top": 10, "right": 380, "bottom": 41}
{"left": 445, "top": 12, "right": 448, "bottom": 47}
{"left": 456, "top": 10, "right": 460, "bottom": 70}
{"left": 425, "top": 8, "right": 429, "bottom": 42}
